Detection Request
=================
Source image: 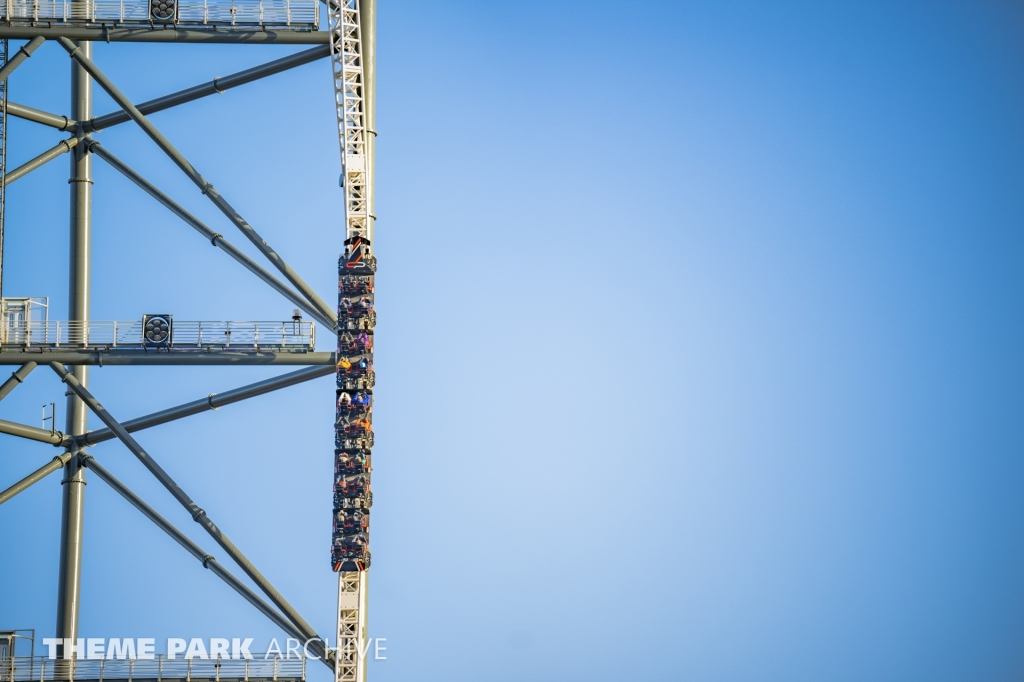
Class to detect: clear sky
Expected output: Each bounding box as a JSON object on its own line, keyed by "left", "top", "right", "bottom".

{"left": 2, "top": 1, "right": 1024, "bottom": 680}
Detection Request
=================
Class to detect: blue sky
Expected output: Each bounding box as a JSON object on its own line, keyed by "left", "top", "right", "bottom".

{"left": 2, "top": 1, "right": 1024, "bottom": 680}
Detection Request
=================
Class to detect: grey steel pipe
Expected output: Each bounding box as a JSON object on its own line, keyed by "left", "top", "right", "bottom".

{"left": 0, "top": 361, "right": 36, "bottom": 401}
{"left": 0, "top": 453, "right": 74, "bottom": 506}
{"left": 50, "top": 362, "right": 329, "bottom": 660}
{"left": 82, "top": 457, "right": 314, "bottom": 649}
{"left": 4, "top": 137, "right": 78, "bottom": 185}
{"left": 87, "top": 45, "right": 330, "bottom": 132}
{"left": 88, "top": 141, "right": 336, "bottom": 330}
{"left": 0, "top": 27, "right": 329, "bottom": 44}
{"left": 0, "top": 36, "right": 45, "bottom": 82}
{"left": 81, "top": 364, "right": 334, "bottom": 446}
{"left": 56, "top": 37, "right": 92, "bottom": 654}
{"left": 0, "top": 101, "right": 76, "bottom": 130}
{"left": 0, "top": 351, "right": 335, "bottom": 365}
{"left": 0, "top": 417, "right": 67, "bottom": 445}
{"left": 57, "top": 37, "right": 337, "bottom": 326}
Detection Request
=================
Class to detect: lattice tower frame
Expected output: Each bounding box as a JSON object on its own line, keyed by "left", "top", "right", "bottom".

{"left": 0, "top": 3, "right": 378, "bottom": 681}
{"left": 330, "top": 0, "right": 373, "bottom": 252}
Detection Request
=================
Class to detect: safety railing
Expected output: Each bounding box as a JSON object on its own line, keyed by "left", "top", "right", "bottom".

{"left": 0, "top": 0, "right": 318, "bottom": 28}
{"left": 0, "top": 320, "right": 314, "bottom": 351}
{"left": 0, "top": 655, "right": 307, "bottom": 682}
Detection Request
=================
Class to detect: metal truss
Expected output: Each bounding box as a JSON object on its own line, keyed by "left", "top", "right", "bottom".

{"left": 0, "top": 5, "right": 376, "bottom": 681}
{"left": 334, "top": 571, "right": 367, "bottom": 682}
{"left": 0, "top": 34, "right": 47, "bottom": 295}
{"left": 329, "top": 0, "right": 372, "bottom": 252}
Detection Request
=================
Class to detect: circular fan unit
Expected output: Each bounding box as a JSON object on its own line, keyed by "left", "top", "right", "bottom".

{"left": 142, "top": 314, "right": 172, "bottom": 346}
{"left": 149, "top": 0, "right": 176, "bottom": 20}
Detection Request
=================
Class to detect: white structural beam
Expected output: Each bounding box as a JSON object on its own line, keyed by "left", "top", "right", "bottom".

{"left": 330, "top": 0, "right": 372, "bottom": 251}
{"left": 335, "top": 571, "right": 369, "bottom": 682}
{"left": 328, "top": 2, "right": 372, "bottom": 681}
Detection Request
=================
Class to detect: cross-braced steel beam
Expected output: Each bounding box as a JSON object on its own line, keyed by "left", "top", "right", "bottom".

{"left": 0, "top": 101, "right": 76, "bottom": 130}
{"left": 50, "top": 361, "right": 331, "bottom": 663}
{"left": 4, "top": 137, "right": 78, "bottom": 185}
{"left": 0, "top": 452, "right": 74, "bottom": 506}
{"left": 0, "top": 417, "right": 68, "bottom": 445}
{"left": 88, "top": 140, "right": 337, "bottom": 330}
{"left": 56, "top": 37, "right": 337, "bottom": 327}
{"left": 86, "top": 45, "right": 331, "bottom": 132}
{"left": 80, "top": 364, "right": 334, "bottom": 446}
{"left": 0, "top": 36, "right": 45, "bottom": 82}
{"left": 0, "top": 361, "right": 36, "bottom": 401}
{"left": 83, "top": 456, "right": 312, "bottom": 647}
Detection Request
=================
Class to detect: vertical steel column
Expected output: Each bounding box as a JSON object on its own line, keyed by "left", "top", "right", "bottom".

{"left": 55, "top": 39, "right": 91, "bottom": 657}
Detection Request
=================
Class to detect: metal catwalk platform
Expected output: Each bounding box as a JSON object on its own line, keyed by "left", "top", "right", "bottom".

{"left": 0, "top": 656, "right": 306, "bottom": 682}
{"left": 0, "top": 320, "right": 315, "bottom": 352}
{"left": 0, "top": 0, "right": 319, "bottom": 30}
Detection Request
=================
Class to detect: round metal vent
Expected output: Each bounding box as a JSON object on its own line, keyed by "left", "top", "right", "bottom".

{"left": 142, "top": 314, "right": 172, "bottom": 346}
{"left": 150, "top": 0, "right": 175, "bottom": 20}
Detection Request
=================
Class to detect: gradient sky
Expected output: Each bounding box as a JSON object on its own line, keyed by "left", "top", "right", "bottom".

{"left": 2, "top": 2, "right": 1024, "bottom": 681}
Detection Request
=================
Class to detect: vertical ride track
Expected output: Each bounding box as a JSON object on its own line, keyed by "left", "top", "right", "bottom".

{"left": 328, "top": 2, "right": 375, "bottom": 681}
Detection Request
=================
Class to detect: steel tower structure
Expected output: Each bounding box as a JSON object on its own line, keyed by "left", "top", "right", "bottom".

{"left": 0, "top": 2, "right": 376, "bottom": 681}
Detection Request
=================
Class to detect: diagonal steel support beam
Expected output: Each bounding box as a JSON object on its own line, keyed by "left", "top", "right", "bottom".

{"left": 82, "top": 456, "right": 328, "bottom": 660}
{"left": 0, "top": 452, "right": 74, "bottom": 506}
{"left": 0, "top": 101, "right": 76, "bottom": 130}
{"left": 0, "top": 417, "right": 68, "bottom": 445}
{"left": 88, "top": 141, "right": 336, "bottom": 330}
{"left": 0, "top": 361, "right": 36, "bottom": 401}
{"left": 4, "top": 137, "right": 78, "bottom": 185}
{"left": 87, "top": 45, "right": 331, "bottom": 132}
{"left": 0, "top": 36, "right": 45, "bottom": 83}
{"left": 57, "top": 38, "right": 337, "bottom": 327}
{"left": 50, "top": 362, "right": 329, "bottom": 660}
{"left": 81, "top": 364, "right": 334, "bottom": 446}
